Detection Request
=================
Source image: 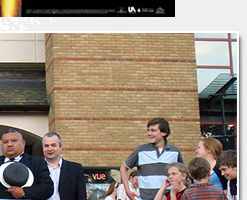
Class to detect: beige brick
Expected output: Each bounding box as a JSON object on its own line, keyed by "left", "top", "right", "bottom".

{"left": 45, "top": 33, "right": 200, "bottom": 166}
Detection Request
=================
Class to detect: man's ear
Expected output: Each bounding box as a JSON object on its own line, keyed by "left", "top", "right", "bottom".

{"left": 162, "top": 132, "right": 167, "bottom": 137}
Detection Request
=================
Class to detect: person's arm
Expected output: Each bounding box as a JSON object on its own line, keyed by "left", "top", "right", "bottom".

{"left": 23, "top": 158, "right": 54, "bottom": 199}
{"left": 177, "top": 150, "right": 184, "bottom": 163}
{"left": 120, "top": 164, "right": 138, "bottom": 200}
{"left": 154, "top": 179, "right": 170, "bottom": 200}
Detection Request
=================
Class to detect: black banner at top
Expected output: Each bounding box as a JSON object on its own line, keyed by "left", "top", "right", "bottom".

{"left": 20, "top": 0, "right": 175, "bottom": 17}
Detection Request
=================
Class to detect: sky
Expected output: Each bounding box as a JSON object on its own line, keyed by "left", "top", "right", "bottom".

{"left": 194, "top": 37, "right": 237, "bottom": 93}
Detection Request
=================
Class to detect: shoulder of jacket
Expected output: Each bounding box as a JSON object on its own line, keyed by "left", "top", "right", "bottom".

{"left": 63, "top": 159, "right": 83, "bottom": 167}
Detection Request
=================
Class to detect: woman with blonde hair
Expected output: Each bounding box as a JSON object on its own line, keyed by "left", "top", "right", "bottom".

{"left": 104, "top": 181, "right": 119, "bottom": 200}
{"left": 195, "top": 137, "right": 227, "bottom": 191}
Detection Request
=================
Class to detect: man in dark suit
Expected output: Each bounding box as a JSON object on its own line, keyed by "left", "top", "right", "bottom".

{"left": 42, "top": 132, "right": 87, "bottom": 200}
{"left": 0, "top": 128, "right": 54, "bottom": 199}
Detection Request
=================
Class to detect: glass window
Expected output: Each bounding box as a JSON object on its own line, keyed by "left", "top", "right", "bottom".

{"left": 194, "top": 33, "right": 228, "bottom": 39}
{"left": 197, "top": 68, "right": 230, "bottom": 93}
{"left": 195, "top": 41, "right": 230, "bottom": 66}
{"left": 84, "top": 167, "right": 120, "bottom": 200}
{"left": 201, "top": 124, "right": 236, "bottom": 150}
{"left": 232, "top": 42, "right": 238, "bottom": 74}
{"left": 230, "top": 33, "right": 238, "bottom": 39}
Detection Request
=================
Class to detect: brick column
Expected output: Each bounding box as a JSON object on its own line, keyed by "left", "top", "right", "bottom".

{"left": 45, "top": 33, "right": 200, "bottom": 166}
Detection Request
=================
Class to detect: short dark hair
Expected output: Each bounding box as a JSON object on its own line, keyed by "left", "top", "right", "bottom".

{"left": 217, "top": 150, "right": 237, "bottom": 168}
{"left": 188, "top": 157, "right": 210, "bottom": 181}
{"left": 42, "top": 132, "right": 62, "bottom": 147}
{"left": 147, "top": 118, "right": 170, "bottom": 140}
{"left": 2, "top": 128, "right": 23, "bottom": 139}
{"left": 129, "top": 170, "right": 138, "bottom": 179}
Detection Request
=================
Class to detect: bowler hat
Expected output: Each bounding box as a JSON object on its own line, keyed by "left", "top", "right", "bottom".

{"left": 0, "top": 162, "right": 34, "bottom": 188}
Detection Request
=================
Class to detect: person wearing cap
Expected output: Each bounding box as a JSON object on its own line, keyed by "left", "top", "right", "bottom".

{"left": 0, "top": 128, "right": 54, "bottom": 199}
{"left": 42, "top": 132, "right": 87, "bottom": 200}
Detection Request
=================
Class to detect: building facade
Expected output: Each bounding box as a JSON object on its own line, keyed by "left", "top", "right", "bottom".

{"left": 45, "top": 33, "right": 201, "bottom": 166}
{"left": 0, "top": 33, "right": 238, "bottom": 197}
{"left": 0, "top": 33, "right": 238, "bottom": 195}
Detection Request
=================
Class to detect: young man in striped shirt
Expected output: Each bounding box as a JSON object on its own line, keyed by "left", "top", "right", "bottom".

{"left": 180, "top": 157, "right": 227, "bottom": 200}
{"left": 120, "top": 118, "right": 184, "bottom": 200}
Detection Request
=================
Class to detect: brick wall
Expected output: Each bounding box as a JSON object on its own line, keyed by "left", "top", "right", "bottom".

{"left": 45, "top": 33, "right": 201, "bottom": 166}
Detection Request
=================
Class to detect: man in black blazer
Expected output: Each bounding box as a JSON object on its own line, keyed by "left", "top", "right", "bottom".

{"left": 0, "top": 128, "right": 54, "bottom": 199}
{"left": 42, "top": 132, "right": 87, "bottom": 200}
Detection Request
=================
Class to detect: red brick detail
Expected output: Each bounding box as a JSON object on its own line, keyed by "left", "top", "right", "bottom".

{"left": 180, "top": 149, "right": 195, "bottom": 152}
{"left": 51, "top": 57, "right": 196, "bottom": 63}
{"left": 62, "top": 147, "right": 195, "bottom": 152}
{"left": 46, "top": 59, "right": 54, "bottom": 72}
{"left": 48, "top": 87, "right": 198, "bottom": 97}
{"left": 45, "top": 56, "right": 196, "bottom": 72}
{"left": 49, "top": 117, "right": 200, "bottom": 126}
{"left": 63, "top": 148, "right": 75, "bottom": 151}
{"left": 49, "top": 118, "right": 55, "bottom": 127}
{"left": 45, "top": 33, "right": 52, "bottom": 46}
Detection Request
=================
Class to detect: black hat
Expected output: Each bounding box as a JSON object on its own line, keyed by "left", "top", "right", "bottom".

{"left": 0, "top": 162, "right": 34, "bottom": 188}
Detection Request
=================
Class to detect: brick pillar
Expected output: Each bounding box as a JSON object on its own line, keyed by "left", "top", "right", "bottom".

{"left": 45, "top": 33, "right": 200, "bottom": 166}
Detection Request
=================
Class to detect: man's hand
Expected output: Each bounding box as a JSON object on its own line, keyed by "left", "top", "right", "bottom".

{"left": 126, "top": 190, "right": 139, "bottom": 200}
{"left": 7, "top": 186, "right": 24, "bottom": 199}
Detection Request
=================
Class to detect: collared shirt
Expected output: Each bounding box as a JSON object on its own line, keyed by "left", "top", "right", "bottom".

{"left": 117, "top": 181, "right": 140, "bottom": 200}
{"left": 4, "top": 151, "right": 24, "bottom": 163}
{"left": 124, "top": 141, "right": 184, "bottom": 200}
{"left": 46, "top": 157, "right": 63, "bottom": 200}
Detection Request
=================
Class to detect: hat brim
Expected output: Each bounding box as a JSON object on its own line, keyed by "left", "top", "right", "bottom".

{"left": 0, "top": 162, "right": 34, "bottom": 188}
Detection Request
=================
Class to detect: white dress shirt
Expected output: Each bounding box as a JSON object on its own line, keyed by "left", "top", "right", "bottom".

{"left": 117, "top": 181, "right": 140, "bottom": 200}
{"left": 46, "top": 157, "right": 63, "bottom": 200}
{"left": 4, "top": 151, "right": 24, "bottom": 163}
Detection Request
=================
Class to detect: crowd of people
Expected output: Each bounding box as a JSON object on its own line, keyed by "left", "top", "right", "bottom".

{"left": 0, "top": 117, "right": 237, "bottom": 200}
{"left": 114, "top": 117, "right": 237, "bottom": 200}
